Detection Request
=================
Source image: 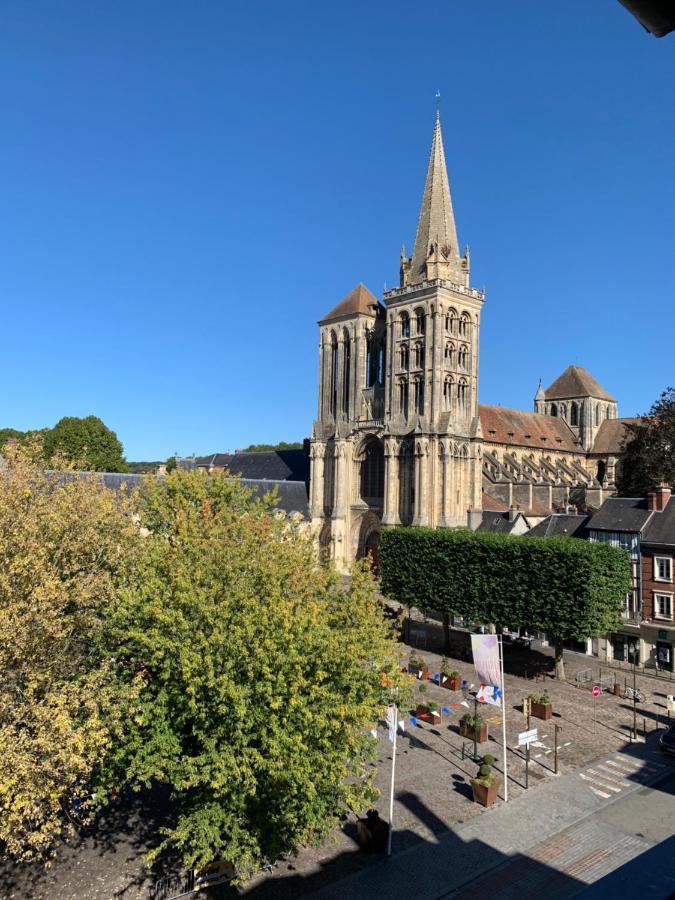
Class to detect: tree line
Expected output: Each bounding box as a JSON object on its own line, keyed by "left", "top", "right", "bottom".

{"left": 380, "top": 527, "right": 631, "bottom": 679}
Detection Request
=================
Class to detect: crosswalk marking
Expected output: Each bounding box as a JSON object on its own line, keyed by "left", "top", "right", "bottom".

{"left": 586, "top": 769, "right": 623, "bottom": 791}
{"left": 579, "top": 773, "right": 618, "bottom": 796}
{"left": 595, "top": 765, "right": 630, "bottom": 787}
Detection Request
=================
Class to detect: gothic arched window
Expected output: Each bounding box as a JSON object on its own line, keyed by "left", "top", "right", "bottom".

{"left": 400, "top": 343, "right": 409, "bottom": 370}
{"left": 570, "top": 402, "right": 579, "bottom": 427}
{"left": 414, "top": 342, "right": 425, "bottom": 369}
{"left": 445, "top": 342, "right": 455, "bottom": 366}
{"left": 595, "top": 404, "right": 600, "bottom": 426}
{"left": 398, "top": 380, "right": 409, "bottom": 418}
{"left": 459, "top": 313, "right": 470, "bottom": 337}
{"left": 447, "top": 308, "right": 458, "bottom": 334}
{"left": 330, "top": 331, "right": 339, "bottom": 418}
{"left": 457, "top": 379, "right": 468, "bottom": 409}
{"left": 413, "top": 378, "right": 424, "bottom": 414}
{"left": 400, "top": 312, "right": 410, "bottom": 338}
{"left": 415, "top": 309, "right": 425, "bottom": 335}
{"left": 550, "top": 403, "right": 558, "bottom": 417}
{"left": 342, "top": 330, "right": 351, "bottom": 415}
{"left": 443, "top": 376, "right": 454, "bottom": 411}
{"left": 458, "top": 345, "right": 468, "bottom": 370}
{"left": 360, "top": 437, "right": 384, "bottom": 504}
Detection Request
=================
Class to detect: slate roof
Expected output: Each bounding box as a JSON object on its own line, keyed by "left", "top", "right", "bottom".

{"left": 239, "top": 479, "right": 309, "bottom": 520}
{"left": 591, "top": 417, "right": 641, "bottom": 455}
{"left": 479, "top": 405, "right": 580, "bottom": 452}
{"left": 195, "top": 449, "right": 309, "bottom": 484}
{"left": 642, "top": 496, "right": 675, "bottom": 547}
{"left": 586, "top": 497, "right": 652, "bottom": 533}
{"left": 48, "top": 470, "right": 145, "bottom": 496}
{"left": 476, "top": 512, "right": 522, "bottom": 535}
{"left": 525, "top": 514, "right": 590, "bottom": 539}
{"left": 319, "top": 283, "right": 382, "bottom": 324}
{"left": 544, "top": 365, "right": 615, "bottom": 402}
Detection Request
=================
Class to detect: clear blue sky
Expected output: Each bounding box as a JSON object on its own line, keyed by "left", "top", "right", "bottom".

{"left": 1, "top": 2, "right": 673, "bottom": 460}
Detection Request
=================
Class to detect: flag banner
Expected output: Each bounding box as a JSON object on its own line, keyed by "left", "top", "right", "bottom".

{"left": 386, "top": 704, "right": 396, "bottom": 742}
{"left": 470, "top": 634, "right": 502, "bottom": 689}
{"left": 410, "top": 716, "right": 418, "bottom": 726}
{"left": 441, "top": 707, "right": 450, "bottom": 715}
{"left": 398, "top": 719, "right": 405, "bottom": 733}
{"left": 476, "top": 683, "right": 502, "bottom": 707}
{"left": 370, "top": 729, "right": 378, "bottom": 739}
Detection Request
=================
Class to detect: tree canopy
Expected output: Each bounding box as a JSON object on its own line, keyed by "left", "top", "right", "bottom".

{"left": 0, "top": 444, "right": 139, "bottom": 858}
{"left": 380, "top": 527, "right": 630, "bottom": 678}
{"left": 102, "top": 469, "right": 403, "bottom": 877}
{"left": 618, "top": 387, "right": 675, "bottom": 497}
{"left": 241, "top": 441, "right": 304, "bottom": 452}
{"left": 43, "top": 416, "right": 127, "bottom": 472}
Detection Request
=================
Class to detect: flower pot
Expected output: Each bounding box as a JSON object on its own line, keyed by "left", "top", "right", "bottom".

{"left": 439, "top": 673, "right": 461, "bottom": 691}
{"left": 415, "top": 704, "right": 440, "bottom": 724}
{"left": 459, "top": 722, "right": 488, "bottom": 743}
{"left": 471, "top": 777, "right": 500, "bottom": 807}
{"left": 530, "top": 701, "right": 552, "bottom": 721}
{"left": 408, "top": 664, "right": 430, "bottom": 680}
{"left": 613, "top": 683, "right": 621, "bottom": 697}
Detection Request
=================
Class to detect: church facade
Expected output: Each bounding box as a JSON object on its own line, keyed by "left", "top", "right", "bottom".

{"left": 310, "top": 114, "right": 631, "bottom": 571}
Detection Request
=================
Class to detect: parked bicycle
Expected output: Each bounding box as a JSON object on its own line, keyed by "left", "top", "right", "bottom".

{"left": 624, "top": 685, "right": 645, "bottom": 702}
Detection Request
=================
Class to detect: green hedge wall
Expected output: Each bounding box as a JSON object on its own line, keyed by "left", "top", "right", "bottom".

{"left": 379, "top": 527, "right": 630, "bottom": 643}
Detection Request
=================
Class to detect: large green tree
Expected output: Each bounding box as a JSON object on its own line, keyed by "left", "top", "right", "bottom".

{"left": 380, "top": 528, "right": 630, "bottom": 679}
{"left": 618, "top": 387, "right": 675, "bottom": 497}
{"left": 43, "top": 415, "right": 127, "bottom": 472}
{"left": 104, "top": 468, "right": 402, "bottom": 878}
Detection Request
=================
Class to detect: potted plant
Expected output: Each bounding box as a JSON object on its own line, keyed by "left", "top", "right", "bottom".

{"left": 459, "top": 712, "right": 488, "bottom": 743}
{"left": 408, "top": 655, "right": 430, "bottom": 680}
{"left": 471, "top": 754, "right": 500, "bottom": 807}
{"left": 529, "top": 690, "right": 553, "bottom": 721}
{"left": 438, "top": 659, "right": 462, "bottom": 691}
{"left": 415, "top": 697, "right": 440, "bottom": 723}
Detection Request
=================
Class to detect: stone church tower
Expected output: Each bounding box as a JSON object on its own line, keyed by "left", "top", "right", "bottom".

{"left": 310, "top": 113, "right": 484, "bottom": 571}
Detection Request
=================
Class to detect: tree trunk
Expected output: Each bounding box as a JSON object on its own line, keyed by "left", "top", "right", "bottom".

{"left": 554, "top": 637, "right": 565, "bottom": 680}
{"left": 442, "top": 613, "right": 451, "bottom": 654}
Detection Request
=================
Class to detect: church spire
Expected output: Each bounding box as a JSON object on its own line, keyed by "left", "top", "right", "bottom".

{"left": 404, "top": 112, "right": 467, "bottom": 287}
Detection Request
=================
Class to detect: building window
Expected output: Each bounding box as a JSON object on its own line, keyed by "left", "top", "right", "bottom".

{"left": 446, "top": 308, "right": 457, "bottom": 333}
{"left": 459, "top": 313, "right": 469, "bottom": 337}
{"left": 414, "top": 342, "right": 425, "bottom": 369}
{"left": 401, "top": 313, "right": 410, "bottom": 338}
{"left": 570, "top": 401, "right": 579, "bottom": 427}
{"left": 413, "top": 378, "right": 424, "bottom": 414}
{"left": 654, "top": 593, "right": 673, "bottom": 620}
{"left": 415, "top": 310, "right": 425, "bottom": 335}
{"left": 444, "top": 341, "right": 455, "bottom": 365}
{"left": 595, "top": 404, "right": 600, "bottom": 426}
{"left": 550, "top": 403, "right": 558, "bottom": 417}
{"left": 457, "top": 380, "right": 468, "bottom": 409}
{"left": 443, "top": 377, "right": 454, "bottom": 411}
{"left": 458, "top": 345, "right": 468, "bottom": 370}
{"left": 400, "top": 343, "right": 409, "bottom": 370}
{"left": 342, "top": 331, "right": 351, "bottom": 415}
{"left": 398, "top": 380, "right": 409, "bottom": 418}
{"left": 655, "top": 556, "right": 673, "bottom": 582}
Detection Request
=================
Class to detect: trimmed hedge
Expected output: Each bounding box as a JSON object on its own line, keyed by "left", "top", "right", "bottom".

{"left": 380, "top": 527, "right": 630, "bottom": 645}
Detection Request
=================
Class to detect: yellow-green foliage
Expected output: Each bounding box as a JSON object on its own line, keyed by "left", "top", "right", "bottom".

{"left": 0, "top": 444, "right": 139, "bottom": 858}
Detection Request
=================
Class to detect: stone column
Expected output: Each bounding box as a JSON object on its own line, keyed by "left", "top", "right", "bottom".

{"left": 332, "top": 441, "right": 347, "bottom": 518}
{"left": 439, "top": 441, "right": 452, "bottom": 526}
{"left": 385, "top": 318, "right": 395, "bottom": 419}
{"left": 412, "top": 440, "right": 429, "bottom": 527}
{"left": 309, "top": 442, "right": 325, "bottom": 520}
{"left": 382, "top": 438, "right": 400, "bottom": 526}
{"left": 351, "top": 324, "right": 359, "bottom": 423}
{"left": 430, "top": 304, "right": 442, "bottom": 423}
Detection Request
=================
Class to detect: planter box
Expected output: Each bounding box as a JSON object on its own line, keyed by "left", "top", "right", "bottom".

{"left": 471, "top": 778, "right": 500, "bottom": 807}
{"left": 459, "top": 722, "right": 488, "bottom": 743}
{"left": 613, "top": 683, "right": 621, "bottom": 697}
{"left": 415, "top": 704, "right": 440, "bottom": 724}
{"left": 408, "top": 664, "right": 430, "bottom": 680}
{"left": 530, "top": 701, "right": 552, "bottom": 721}
{"left": 439, "top": 673, "right": 461, "bottom": 691}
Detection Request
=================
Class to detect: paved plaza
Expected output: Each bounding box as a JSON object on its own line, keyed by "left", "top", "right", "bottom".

{"left": 3, "top": 621, "right": 674, "bottom": 899}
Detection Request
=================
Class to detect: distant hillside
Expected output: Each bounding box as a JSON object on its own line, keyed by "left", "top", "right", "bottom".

{"left": 127, "top": 461, "right": 163, "bottom": 474}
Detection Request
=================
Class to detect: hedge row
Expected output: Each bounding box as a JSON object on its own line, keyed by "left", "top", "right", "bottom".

{"left": 379, "top": 527, "right": 630, "bottom": 645}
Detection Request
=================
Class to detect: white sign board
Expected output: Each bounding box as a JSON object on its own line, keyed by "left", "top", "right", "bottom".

{"left": 518, "top": 728, "right": 538, "bottom": 746}
{"left": 667, "top": 694, "right": 675, "bottom": 713}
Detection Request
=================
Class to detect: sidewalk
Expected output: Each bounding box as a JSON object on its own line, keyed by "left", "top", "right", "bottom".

{"left": 307, "top": 735, "right": 672, "bottom": 900}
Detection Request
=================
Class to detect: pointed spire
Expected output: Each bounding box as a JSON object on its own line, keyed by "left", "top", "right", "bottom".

{"left": 408, "top": 112, "right": 461, "bottom": 285}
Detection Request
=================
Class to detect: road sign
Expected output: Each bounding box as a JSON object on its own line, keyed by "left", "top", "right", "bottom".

{"left": 592, "top": 684, "right": 600, "bottom": 697}
{"left": 518, "top": 727, "right": 538, "bottom": 746}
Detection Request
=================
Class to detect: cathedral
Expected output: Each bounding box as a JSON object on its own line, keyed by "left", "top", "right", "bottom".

{"left": 309, "top": 113, "right": 632, "bottom": 571}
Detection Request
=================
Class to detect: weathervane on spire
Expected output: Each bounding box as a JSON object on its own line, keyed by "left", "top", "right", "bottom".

{"left": 435, "top": 90, "right": 441, "bottom": 116}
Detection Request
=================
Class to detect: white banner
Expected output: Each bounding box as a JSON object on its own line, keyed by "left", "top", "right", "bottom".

{"left": 470, "top": 633, "right": 502, "bottom": 689}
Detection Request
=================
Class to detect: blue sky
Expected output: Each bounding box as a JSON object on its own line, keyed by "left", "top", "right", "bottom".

{"left": 1, "top": 2, "right": 673, "bottom": 460}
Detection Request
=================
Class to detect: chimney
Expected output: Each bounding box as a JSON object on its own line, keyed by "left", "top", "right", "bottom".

{"left": 648, "top": 484, "right": 671, "bottom": 512}
{"left": 508, "top": 504, "right": 520, "bottom": 523}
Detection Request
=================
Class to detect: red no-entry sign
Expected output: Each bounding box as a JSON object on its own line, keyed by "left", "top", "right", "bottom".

{"left": 593, "top": 685, "right": 600, "bottom": 697}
